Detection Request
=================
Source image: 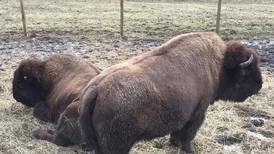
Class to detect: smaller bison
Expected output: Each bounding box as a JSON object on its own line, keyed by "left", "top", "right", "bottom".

{"left": 79, "top": 32, "right": 262, "bottom": 154}
{"left": 12, "top": 54, "right": 100, "bottom": 146}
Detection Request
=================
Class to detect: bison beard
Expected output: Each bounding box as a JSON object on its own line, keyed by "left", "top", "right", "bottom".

{"left": 79, "top": 32, "right": 262, "bottom": 154}
{"left": 12, "top": 54, "right": 100, "bottom": 146}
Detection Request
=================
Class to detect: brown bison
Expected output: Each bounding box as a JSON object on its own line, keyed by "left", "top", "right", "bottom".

{"left": 79, "top": 32, "right": 262, "bottom": 154}
{"left": 12, "top": 54, "right": 100, "bottom": 146}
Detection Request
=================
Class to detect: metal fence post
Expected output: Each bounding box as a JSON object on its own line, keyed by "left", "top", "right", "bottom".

{"left": 216, "top": 0, "right": 222, "bottom": 34}
{"left": 120, "top": 0, "right": 124, "bottom": 38}
{"left": 20, "top": 0, "right": 27, "bottom": 36}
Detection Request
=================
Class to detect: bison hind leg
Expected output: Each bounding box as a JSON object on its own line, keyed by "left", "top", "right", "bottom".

{"left": 94, "top": 115, "right": 143, "bottom": 154}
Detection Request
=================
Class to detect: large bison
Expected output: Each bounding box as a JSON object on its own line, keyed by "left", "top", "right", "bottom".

{"left": 12, "top": 54, "right": 100, "bottom": 146}
{"left": 79, "top": 32, "right": 262, "bottom": 154}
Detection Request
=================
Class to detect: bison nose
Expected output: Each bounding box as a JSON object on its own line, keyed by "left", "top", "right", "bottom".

{"left": 13, "top": 92, "right": 20, "bottom": 102}
{"left": 12, "top": 89, "right": 23, "bottom": 102}
{"left": 257, "top": 83, "right": 262, "bottom": 92}
{"left": 256, "top": 79, "right": 263, "bottom": 89}
{"left": 252, "top": 82, "right": 262, "bottom": 95}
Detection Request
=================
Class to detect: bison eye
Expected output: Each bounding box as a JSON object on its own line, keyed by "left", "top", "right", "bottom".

{"left": 23, "top": 76, "right": 28, "bottom": 80}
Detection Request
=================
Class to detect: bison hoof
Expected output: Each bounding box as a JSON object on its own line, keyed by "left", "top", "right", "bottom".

{"left": 180, "top": 143, "right": 195, "bottom": 154}
{"left": 169, "top": 137, "right": 181, "bottom": 147}
{"left": 80, "top": 143, "right": 94, "bottom": 151}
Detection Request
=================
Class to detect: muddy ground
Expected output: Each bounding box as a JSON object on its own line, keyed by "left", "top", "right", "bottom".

{"left": 0, "top": 35, "right": 273, "bottom": 154}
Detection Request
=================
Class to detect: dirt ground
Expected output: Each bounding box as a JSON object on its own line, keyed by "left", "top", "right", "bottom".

{"left": 0, "top": 0, "right": 274, "bottom": 154}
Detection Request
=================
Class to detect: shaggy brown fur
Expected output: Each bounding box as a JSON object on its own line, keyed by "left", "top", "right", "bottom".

{"left": 12, "top": 54, "right": 100, "bottom": 146}
{"left": 79, "top": 32, "right": 262, "bottom": 154}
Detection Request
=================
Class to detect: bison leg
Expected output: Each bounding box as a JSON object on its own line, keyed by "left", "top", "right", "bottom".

{"left": 169, "top": 130, "right": 181, "bottom": 147}
{"left": 51, "top": 130, "right": 74, "bottom": 146}
{"left": 32, "top": 128, "right": 54, "bottom": 141}
{"left": 94, "top": 116, "right": 141, "bottom": 154}
{"left": 32, "top": 113, "right": 75, "bottom": 147}
{"left": 50, "top": 113, "right": 81, "bottom": 147}
{"left": 32, "top": 128, "right": 74, "bottom": 146}
{"left": 170, "top": 114, "right": 205, "bottom": 153}
{"left": 33, "top": 102, "right": 51, "bottom": 122}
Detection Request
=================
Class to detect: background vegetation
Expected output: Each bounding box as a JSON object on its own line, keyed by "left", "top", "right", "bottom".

{"left": 0, "top": 0, "right": 273, "bottom": 40}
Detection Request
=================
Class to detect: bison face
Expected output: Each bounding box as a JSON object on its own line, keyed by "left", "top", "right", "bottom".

{"left": 12, "top": 59, "right": 45, "bottom": 107}
{"left": 218, "top": 42, "right": 263, "bottom": 102}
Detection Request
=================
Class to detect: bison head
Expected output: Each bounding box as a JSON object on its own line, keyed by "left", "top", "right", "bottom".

{"left": 217, "top": 42, "right": 263, "bottom": 102}
{"left": 12, "top": 59, "right": 46, "bottom": 107}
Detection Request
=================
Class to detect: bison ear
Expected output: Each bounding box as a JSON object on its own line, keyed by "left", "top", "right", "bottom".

{"left": 223, "top": 42, "right": 256, "bottom": 69}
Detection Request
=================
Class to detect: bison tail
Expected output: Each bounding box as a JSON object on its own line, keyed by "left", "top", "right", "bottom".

{"left": 79, "top": 86, "right": 99, "bottom": 151}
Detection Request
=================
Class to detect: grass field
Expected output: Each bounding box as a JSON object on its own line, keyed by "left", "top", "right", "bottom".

{"left": 0, "top": 0, "right": 274, "bottom": 40}
{"left": 130, "top": 0, "right": 274, "bottom": 3}
{"left": 0, "top": 0, "right": 273, "bottom": 154}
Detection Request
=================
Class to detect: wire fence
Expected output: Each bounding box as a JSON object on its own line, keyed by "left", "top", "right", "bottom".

{"left": 18, "top": 0, "right": 273, "bottom": 38}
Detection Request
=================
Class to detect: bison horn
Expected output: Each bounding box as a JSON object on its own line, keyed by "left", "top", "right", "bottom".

{"left": 240, "top": 54, "right": 254, "bottom": 68}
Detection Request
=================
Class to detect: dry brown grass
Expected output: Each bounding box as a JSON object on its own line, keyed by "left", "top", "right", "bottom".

{"left": 1, "top": 63, "right": 273, "bottom": 154}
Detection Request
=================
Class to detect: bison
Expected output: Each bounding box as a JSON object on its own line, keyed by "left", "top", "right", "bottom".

{"left": 12, "top": 54, "right": 100, "bottom": 146}
{"left": 79, "top": 32, "right": 262, "bottom": 154}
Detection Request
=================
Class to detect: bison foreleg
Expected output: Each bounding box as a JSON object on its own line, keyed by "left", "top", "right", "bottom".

{"left": 33, "top": 102, "right": 51, "bottom": 122}
{"left": 51, "top": 130, "right": 74, "bottom": 146}
{"left": 32, "top": 128, "right": 54, "bottom": 141}
{"left": 170, "top": 114, "right": 205, "bottom": 153}
{"left": 32, "top": 127, "right": 74, "bottom": 146}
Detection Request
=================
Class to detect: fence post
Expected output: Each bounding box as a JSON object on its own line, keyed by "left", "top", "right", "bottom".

{"left": 216, "top": 0, "right": 222, "bottom": 34}
{"left": 120, "top": 0, "right": 124, "bottom": 38}
{"left": 20, "top": 0, "right": 27, "bottom": 36}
